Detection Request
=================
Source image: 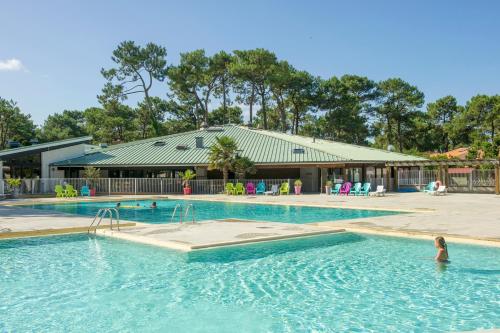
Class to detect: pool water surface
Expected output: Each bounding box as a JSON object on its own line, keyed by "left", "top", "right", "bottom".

{"left": 28, "top": 199, "right": 402, "bottom": 224}
{"left": 1, "top": 233, "right": 499, "bottom": 332}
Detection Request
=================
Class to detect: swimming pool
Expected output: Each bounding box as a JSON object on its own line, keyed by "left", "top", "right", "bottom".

{"left": 29, "top": 199, "right": 402, "bottom": 224}
{"left": 1, "top": 233, "right": 498, "bottom": 332}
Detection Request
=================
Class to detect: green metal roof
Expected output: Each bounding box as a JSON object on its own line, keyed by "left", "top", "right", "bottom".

{"left": 53, "top": 126, "right": 425, "bottom": 167}
{"left": 0, "top": 136, "right": 93, "bottom": 160}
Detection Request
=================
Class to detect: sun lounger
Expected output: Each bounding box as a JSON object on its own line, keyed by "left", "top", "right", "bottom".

{"left": 331, "top": 183, "right": 342, "bottom": 195}
{"left": 271, "top": 184, "right": 279, "bottom": 195}
{"left": 359, "top": 183, "right": 371, "bottom": 196}
{"left": 225, "top": 183, "right": 235, "bottom": 195}
{"left": 246, "top": 182, "right": 256, "bottom": 195}
{"left": 256, "top": 181, "right": 266, "bottom": 195}
{"left": 80, "top": 185, "right": 91, "bottom": 197}
{"left": 65, "top": 185, "right": 78, "bottom": 197}
{"left": 349, "top": 182, "right": 362, "bottom": 195}
{"left": 339, "top": 182, "right": 351, "bottom": 195}
{"left": 374, "top": 185, "right": 386, "bottom": 196}
{"left": 423, "top": 182, "right": 436, "bottom": 193}
{"left": 55, "top": 184, "right": 66, "bottom": 198}
{"left": 234, "top": 182, "right": 245, "bottom": 195}
{"left": 429, "top": 185, "right": 447, "bottom": 196}
{"left": 279, "top": 182, "right": 289, "bottom": 195}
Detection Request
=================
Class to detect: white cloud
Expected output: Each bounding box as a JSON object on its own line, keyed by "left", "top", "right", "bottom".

{"left": 0, "top": 58, "right": 26, "bottom": 71}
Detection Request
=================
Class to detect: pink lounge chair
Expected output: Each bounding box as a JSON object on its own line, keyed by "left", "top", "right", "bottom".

{"left": 339, "top": 182, "right": 352, "bottom": 195}
{"left": 246, "top": 182, "right": 256, "bottom": 195}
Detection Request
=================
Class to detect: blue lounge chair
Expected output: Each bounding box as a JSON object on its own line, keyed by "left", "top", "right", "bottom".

{"left": 349, "top": 182, "right": 362, "bottom": 195}
{"left": 331, "top": 183, "right": 342, "bottom": 195}
{"left": 423, "top": 182, "right": 436, "bottom": 193}
{"left": 256, "top": 181, "right": 266, "bottom": 195}
{"left": 80, "top": 185, "right": 90, "bottom": 196}
{"left": 359, "top": 183, "right": 371, "bottom": 196}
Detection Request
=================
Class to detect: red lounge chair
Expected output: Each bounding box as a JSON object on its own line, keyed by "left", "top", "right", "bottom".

{"left": 246, "top": 182, "right": 256, "bottom": 195}
{"left": 339, "top": 182, "right": 352, "bottom": 195}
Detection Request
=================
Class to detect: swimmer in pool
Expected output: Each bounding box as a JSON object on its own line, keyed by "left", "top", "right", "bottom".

{"left": 150, "top": 201, "right": 157, "bottom": 208}
{"left": 116, "top": 202, "right": 121, "bottom": 209}
{"left": 434, "top": 236, "right": 449, "bottom": 262}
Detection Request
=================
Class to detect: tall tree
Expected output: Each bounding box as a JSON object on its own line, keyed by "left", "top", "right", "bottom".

{"left": 84, "top": 103, "right": 136, "bottom": 144}
{"left": 375, "top": 78, "right": 424, "bottom": 151}
{"left": 168, "top": 49, "right": 218, "bottom": 125}
{"left": 208, "top": 106, "right": 243, "bottom": 125}
{"left": 426, "top": 96, "right": 463, "bottom": 151}
{"left": 39, "top": 110, "right": 87, "bottom": 142}
{"left": 208, "top": 136, "right": 238, "bottom": 184}
{"left": 136, "top": 97, "right": 169, "bottom": 138}
{"left": 287, "top": 71, "right": 318, "bottom": 134}
{"left": 269, "top": 61, "right": 294, "bottom": 131}
{"left": 0, "top": 97, "right": 36, "bottom": 149}
{"left": 231, "top": 49, "right": 277, "bottom": 129}
{"left": 465, "top": 94, "right": 500, "bottom": 157}
{"left": 211, "top": 51, "right": 234, "bottom": 114}
{"left": 318, "top": 75, "right": 376, "bottom": 144}
{"left": 100, "top": 41, "right": 168, "bottom": 136}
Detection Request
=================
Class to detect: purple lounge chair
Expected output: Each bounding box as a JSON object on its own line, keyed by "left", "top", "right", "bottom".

{"left": 246, "top": 182, "right": 256, "bottom": 195}
{"left": 339, "top": 182, "right": 352, "bottom": 195}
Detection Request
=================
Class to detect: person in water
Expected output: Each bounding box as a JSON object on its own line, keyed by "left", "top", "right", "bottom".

{"left": 434, "top": 236, "right": 449, "bottom": 262}
{"left": 150, "top": 201, "right": 157, "bottom": 209}
{"left": 116, "top": 202, "right": 121, "bottom": 209}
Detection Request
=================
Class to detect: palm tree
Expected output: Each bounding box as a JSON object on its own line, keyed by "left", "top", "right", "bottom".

{"left": 208, "top": 136, "right": 238, "bottom": 184}
{"left": 233, "top": 156, "right": 256, "bottom": 179}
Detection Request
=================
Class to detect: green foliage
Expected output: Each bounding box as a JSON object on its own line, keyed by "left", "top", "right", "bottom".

{"left": 100, "top": 41, "right": 168, "bottom": 136}
{"left": 294, "top": 179, "right": 302, "bottom": 187}
{"left": 82, "top": 166, "right": 101, "bottom": 188}
{"left": 208, "top": 136, "right": 238, "bottom": 183}
{"left": 178, "top": 169, "right": 196, "bottom": 187}
{"left": 208, "top": 106, "right": 243, "bottom": 125}
{"left": 232, "top": 156, "right": 256, "bottom": 179}
{"left": 6, "top": 178, "right": 21, "bottom": 188}
{"left": 0, "top": 97, "right": 36, "bottom": 149}
{"left": 39, "top": 110, "right": 88, "bottom": 141}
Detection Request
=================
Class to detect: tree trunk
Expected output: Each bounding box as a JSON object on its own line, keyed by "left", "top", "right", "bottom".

{"left": 261, "top": 92, "right": 267, "bottom": 130}
{"left": 222, "top": 167, "right": 228, "bottom": 184}
{"left": 397, "top": 120, "right": 403, "bottom": 152}
{"left": 222, "top": 78, "right": 227, "bottom": 116}
{"left": 386, "top": 115, "right": 392, "bottom": 148}
{"left": 249, "top": 86, "right": 255, "bottom": 126}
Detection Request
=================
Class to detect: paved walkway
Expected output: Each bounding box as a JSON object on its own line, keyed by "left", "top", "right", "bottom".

{"left": 1, "top": 192, "right": 499, "bottom": 248}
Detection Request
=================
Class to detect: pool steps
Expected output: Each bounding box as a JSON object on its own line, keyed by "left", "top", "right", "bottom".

{"left": 88, "top": 208, "right": 121, "bottom": 234}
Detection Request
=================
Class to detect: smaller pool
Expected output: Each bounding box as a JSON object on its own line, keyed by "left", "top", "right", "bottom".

{"left": 29, "top": 199, "right": 403, "bottom": 224}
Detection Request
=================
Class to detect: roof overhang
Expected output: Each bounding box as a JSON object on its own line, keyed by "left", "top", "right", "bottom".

{"left": 0, "top": 136, "right": 92, "bottom": 160}
{"left": 385, "top": 159, "right": 499, "bottom": 167}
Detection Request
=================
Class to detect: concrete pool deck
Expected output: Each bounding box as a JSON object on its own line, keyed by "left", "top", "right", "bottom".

{"left": 0, "top": 192, "right": 499, "bottom": 249}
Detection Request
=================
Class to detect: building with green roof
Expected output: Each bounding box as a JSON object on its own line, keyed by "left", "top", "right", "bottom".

{"left": 53, "top": 125, "right": 425, "bottom": 192}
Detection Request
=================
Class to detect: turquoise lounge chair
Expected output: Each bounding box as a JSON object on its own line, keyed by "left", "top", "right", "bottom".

{"left": 349, "top": 182, "right": 362, "bottom": 195}
{"left": 80, "top": 185, "right": 90, "bottom": 197}
{"left": 359, "top": 183, "right": 371, "bottom": 196}
{"left": 331, "top": 183, "right": 342, "bottom": 195}
{"left": 423, "top": 182, "right": 436, "bottom": 193}
{"left": 256, "top": 181, "right": 266, "bottom": 195}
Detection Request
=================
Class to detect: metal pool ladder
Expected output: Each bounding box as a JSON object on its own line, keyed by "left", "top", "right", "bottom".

{"left": 88, "top": 208, "right": 120, "bottom": 234}
{"left": 170, "top": 203, "right": 196, "bottom": 224}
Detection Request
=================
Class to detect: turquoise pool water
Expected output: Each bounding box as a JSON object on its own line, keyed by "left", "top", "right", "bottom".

{"left": 29, "top": 199, "right": 402, "bottom": 224}
{"left": 1, "top": 233, "right": 499, "bottom": 332}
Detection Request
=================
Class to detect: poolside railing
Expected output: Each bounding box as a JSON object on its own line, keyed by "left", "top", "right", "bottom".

{"left": 0, "top": 178, "right": 292, "bottom": 196}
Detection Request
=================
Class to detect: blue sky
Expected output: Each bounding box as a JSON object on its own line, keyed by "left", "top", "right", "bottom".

{"left": 1, "top": 0, "right": 499, "bottom": 124}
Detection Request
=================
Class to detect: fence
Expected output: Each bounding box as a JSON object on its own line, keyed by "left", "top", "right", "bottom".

{"left": 1, "top": 178, "right": 291, "bottom": 196}
{"left": 398, "top": 169, "right": 496, "bottom": 193}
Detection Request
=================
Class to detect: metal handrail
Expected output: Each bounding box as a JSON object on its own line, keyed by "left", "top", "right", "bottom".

{"left": 88, "top": 208, "right": 120, "bottom": 234}
{"left": 184, "top": 204, "right": 196, "bottom": 223}
{"left": 170, "top": 204, "right": 183, "bottom": 224}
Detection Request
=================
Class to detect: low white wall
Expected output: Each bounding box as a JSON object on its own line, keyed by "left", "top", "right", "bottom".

{"left": 41, "top": 144, "right": 87, "bottom": 178}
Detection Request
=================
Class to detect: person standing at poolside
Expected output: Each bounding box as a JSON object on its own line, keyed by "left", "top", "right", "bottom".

{"left": 434, "top": 236, "right": 449, "bottom": 262}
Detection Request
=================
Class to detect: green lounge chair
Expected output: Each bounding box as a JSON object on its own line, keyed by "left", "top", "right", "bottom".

{"left": 279, "top": 182, "right": 289, "bottom": 195}
{"left": 349, "top": 182, "right": 362, "bottom": 195}
{"left": 55, "top": 184, "right": 66, "bottom": 198}
{"left": 234, "top": 182, "right": 245, "bottom": 195}
{"left": 423, "top": 182, "right": 436, "bottom": 193}
{"left": 225, "top": 183, "right": 235, "bottom": 195}
{"left": 65, "top": 184, "right": 78, "bottom": 197}
{"left": 359, "top": 183, "right": 371, "bottom": 196}
{"left": 331, "top": 183, "right": 342, "bottom": 195}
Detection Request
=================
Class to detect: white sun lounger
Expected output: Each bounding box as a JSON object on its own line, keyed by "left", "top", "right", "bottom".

{"left": 374, "top": 185, "right": 386, "bottom": 196}
{"left": 429, "top": 185, "right": 447, "bottom": 196}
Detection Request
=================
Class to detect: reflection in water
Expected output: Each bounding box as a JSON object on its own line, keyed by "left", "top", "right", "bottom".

{"left": 187, "top": 232, "right": 365, "bottom": 263}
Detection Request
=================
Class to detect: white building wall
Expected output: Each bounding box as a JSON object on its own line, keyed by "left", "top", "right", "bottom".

{"left": 41, "top": 144, "right": 88, "bottom": 178}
